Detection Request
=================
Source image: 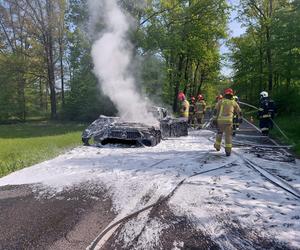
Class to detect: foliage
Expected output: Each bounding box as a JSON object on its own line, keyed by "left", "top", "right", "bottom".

{"left": 134, "top": 0, "right": 229, "bottom": 112}
{"left": 269, "top": 116, "right": 300, "bottom": 157}
{"left": 230, "top": 0, "right": 300, "bottom": 114}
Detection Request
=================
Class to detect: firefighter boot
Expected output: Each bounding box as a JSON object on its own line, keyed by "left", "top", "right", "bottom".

{"left": 214, "top": 143, "right": 221, "bottom": 151}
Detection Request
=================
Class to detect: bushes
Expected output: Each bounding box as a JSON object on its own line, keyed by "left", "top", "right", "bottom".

{"left": 272, "top": 85, "right": 300, "bottom": 115}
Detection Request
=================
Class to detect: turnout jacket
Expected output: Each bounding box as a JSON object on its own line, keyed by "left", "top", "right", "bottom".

{"left": 180, "top": 100, "right": 190, "bottom": 118}
{"left": 195, "top": 100, "right": 206, "bottom": 114}
{"left": 258, "top": 98, "right": 276, "bottom": 119}
{"left": 215, "top": 98, "right": 242, "bottom": 125}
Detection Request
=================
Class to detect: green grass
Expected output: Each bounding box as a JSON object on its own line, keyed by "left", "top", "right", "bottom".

{"left": 0, "top": 121, "right": 86, "bottom": 177}
{"left": 244, "top": 111, "right": 300, "bottom": 157}
{"left": 269, "top": 116, "right": 300, "bottom": 157}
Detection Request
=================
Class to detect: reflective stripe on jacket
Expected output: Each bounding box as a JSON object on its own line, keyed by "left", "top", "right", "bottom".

{"left": 216, "top": 99, "right": 241, "bottom": 124}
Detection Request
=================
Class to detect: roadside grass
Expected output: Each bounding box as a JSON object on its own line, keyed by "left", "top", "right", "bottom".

{"left": 269, "top": 116, "right": 300, "bottom": 157}
{"left": 0, "top": 121, "right": 86, "bottom": 177}
{"left": 243, "top": 111, "right": 300, "bottom": 157}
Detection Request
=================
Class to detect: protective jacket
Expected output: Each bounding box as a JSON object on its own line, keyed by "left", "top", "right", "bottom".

{"left": 258, "top": 97, "right": 276, "bottom": 119}
{"left": 195, "top": 100, "right": 206, "bottom": 114}
{"left": 214, "top": 98, "right": 242, "bottom": 156}
{"left": 189, "top": 102, "right": 195, "bottom": 114}
{"left": 215, "top": 99, "right": 241, "bottom": 124}
{"left": 180, "top": 100, "right": 190, "bottom": 118}
{"left": 258, "top": 97, "right": 276, "bottom": 135}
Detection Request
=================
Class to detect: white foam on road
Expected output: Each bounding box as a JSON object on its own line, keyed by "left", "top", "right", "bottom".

{"left": 0, "top": 130, "right": 299, "bottom": 248}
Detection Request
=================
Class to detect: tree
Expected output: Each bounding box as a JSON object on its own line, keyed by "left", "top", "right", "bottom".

{"left": 136, "top": 0, "right": 228, "bottom": 111}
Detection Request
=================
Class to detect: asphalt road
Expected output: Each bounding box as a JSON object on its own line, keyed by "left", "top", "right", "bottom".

{"left": 0, "top": 117, "right": 298, "bottom": 250}
{"left": 0, "top": 184, "right": 115, "bottom": 250}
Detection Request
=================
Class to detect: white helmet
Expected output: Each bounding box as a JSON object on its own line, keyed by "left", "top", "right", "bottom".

{"left": 260, "top": 91, "right": 268, "bottom": 98}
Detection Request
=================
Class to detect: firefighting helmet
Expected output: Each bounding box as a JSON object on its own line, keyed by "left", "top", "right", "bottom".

{"left": 191, "top": 96, "right": 196, "bottom": 102}
{"left": 198, "top": 94, "right": 204, "bottom": 101}
{"left": 224, "top": 88, "right": 234, "bottom": 96}
{"left": 260, "top": 91, "right": 268, "bottom": 98}
{"left": 178, "top": 92, "right": 185, "bottom": 101}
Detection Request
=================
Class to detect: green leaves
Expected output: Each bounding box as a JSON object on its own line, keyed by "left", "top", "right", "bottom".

{"left": 230, "top": 0, "right": 300, "bottom": 114}
{"left": 137, "top": 0, "right": 228, "bottom": 110}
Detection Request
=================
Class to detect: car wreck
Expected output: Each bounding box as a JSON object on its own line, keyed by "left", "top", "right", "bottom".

{"left": 82, "top": 107, "right": 188, "bottom": 147}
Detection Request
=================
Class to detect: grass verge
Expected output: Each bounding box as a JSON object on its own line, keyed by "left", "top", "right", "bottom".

{"left": 269, "top": 116, "right": 300, "bottom": 157}
{"left": 0, "top": 121, "right": 86, "bottom": 177}
{"left": 243, "top": 111, "right": 299, "bottom": 157}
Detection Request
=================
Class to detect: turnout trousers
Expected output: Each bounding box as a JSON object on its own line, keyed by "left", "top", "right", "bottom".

{"left": 259, "top": 117, "right": 273, "bottom": 136}
{"left": 188, "top": 113, "right": 196, "bottom": 127}
{"left": 232, "top": 114, "right": 240, "bottom": 136}
{"left": 214, "top": 122, "right": 233, "bottom": 154}
{"left": 196, "top": 112, "right": 204, "bottom": 128}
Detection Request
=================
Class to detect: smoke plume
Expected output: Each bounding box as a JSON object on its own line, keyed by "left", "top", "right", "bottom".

{"left": 89, "top": 0, "right": 156, "bottom": 125}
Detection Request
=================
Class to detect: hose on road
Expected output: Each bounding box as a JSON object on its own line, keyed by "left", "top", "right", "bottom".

{"left": 239, "top": 101, "right": 294, "bottom": 144}
{"left": 88, "top": 159, "right": 236, "bottom": 250}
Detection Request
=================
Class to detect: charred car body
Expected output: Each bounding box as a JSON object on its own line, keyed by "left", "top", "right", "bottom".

{"left": 82, "top": 107, "right": 188, "bottom": 147}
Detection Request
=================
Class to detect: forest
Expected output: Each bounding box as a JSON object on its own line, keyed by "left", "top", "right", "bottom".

{"left": 0, "top": 0, "right": 299, "bottom": 126}
{"left": 0, "top": 0, "right": 227, "bottom": 122}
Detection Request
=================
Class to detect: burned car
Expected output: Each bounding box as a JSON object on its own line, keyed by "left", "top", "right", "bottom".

{"left": 82, "top": 116, "right": 161, "bottom": 147}
{"left": 82, "top": 107, "right": 188, "bottom": 147}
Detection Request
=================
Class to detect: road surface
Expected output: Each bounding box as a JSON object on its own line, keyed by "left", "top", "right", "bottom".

{"left": 0, "top": 120, "right": 299, "bottom": 249}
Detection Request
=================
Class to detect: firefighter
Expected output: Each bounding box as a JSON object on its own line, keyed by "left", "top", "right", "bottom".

{"left": 258, "top": 91, "right": 276, "bottom": 136}
{"left": 213, "top": 88, "right": 242, "bottom": 156}
{"left": 215, "top": 94, "right": 223, "bottom": 103}
{"left": 178, "top": 92, "right": 190, "bottom": 120}
{"left": 232, "top": 95, "right": 240, "bottom": 136}
{"left": 188, "top": 96, "right": 196, "bottom": 127}
{"left": 195, "top": 94, "right": 206, "bottom": 129}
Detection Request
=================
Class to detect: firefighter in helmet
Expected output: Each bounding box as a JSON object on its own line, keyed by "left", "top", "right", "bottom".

{"left": 178, "top": 92, "right": 190, "bottom": 120}
{"left": 258, "top": 91, "right": 276, "bottom": 136}
{"left": 215, "top": 94, "right": 223, "bottom": 103}
{"left": 213, "top": 88, "right": 242, "bottom": 156}
{"left": 195, "top": 94, "right": 206, "bottom": 129}
{"left": 232, "top": 95, "right": 240, "bottom": 136}
{"left": 188, "top": 96, "right": 196, "bottom": 127}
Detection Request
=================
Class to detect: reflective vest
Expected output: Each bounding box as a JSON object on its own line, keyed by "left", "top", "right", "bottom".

{"left": 180, "top": 100, "right": 190, "bottom": 118}
{"left": 216, "top": 99, "right": 241, "bottom": 124}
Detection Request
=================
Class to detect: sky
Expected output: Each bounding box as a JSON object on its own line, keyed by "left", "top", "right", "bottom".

{"left": 221, "top": 0, "right": 246, "bottom": 77}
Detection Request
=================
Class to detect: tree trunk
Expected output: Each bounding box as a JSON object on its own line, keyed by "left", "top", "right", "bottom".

{"left": 183, "top": 56, "right": 189, "bottom": 96}
{"left": 46, "top": 0, "right": 57, "bottom": 119}
{"left": 59, "top": 40, "right": 65, "bottom": 106}
{"left": 266, "top": 27, "right": 273, "bottom": 92}
{"left": 197, "top": 72, "right": 205, "bottom": 94}
{"left": 17, "top": 77, "right": 26, "bottom": 121}
{"left": 193, "top": 61, "right": 200, "bottom": 96}
{"left": 259, "top": 39, "right": 263, "bottom": 92}
{"left": 39, "top": 78, "right": 43, "bottom": 109}
{"left": 48, "top": 42, "right": 57, "bottom": 119}
{"left": 286, "top": 49, "right": 292, "bottom": 89}
{"left": 266, "top": 0, "right": 273, "bottom": 91}
{"left": 173, "top": 54, "right": 184, "bottom": 112}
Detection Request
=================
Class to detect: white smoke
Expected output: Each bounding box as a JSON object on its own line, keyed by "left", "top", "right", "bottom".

{"left": 89, "top": 0, "right": 157, "bottom": 125}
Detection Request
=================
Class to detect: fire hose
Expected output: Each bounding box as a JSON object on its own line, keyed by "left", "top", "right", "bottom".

{"left": 88, "top": 158, "right": 236, "bottom": 250}
{"left": 238, "top": 101, "right": 293, "bottom": 144}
